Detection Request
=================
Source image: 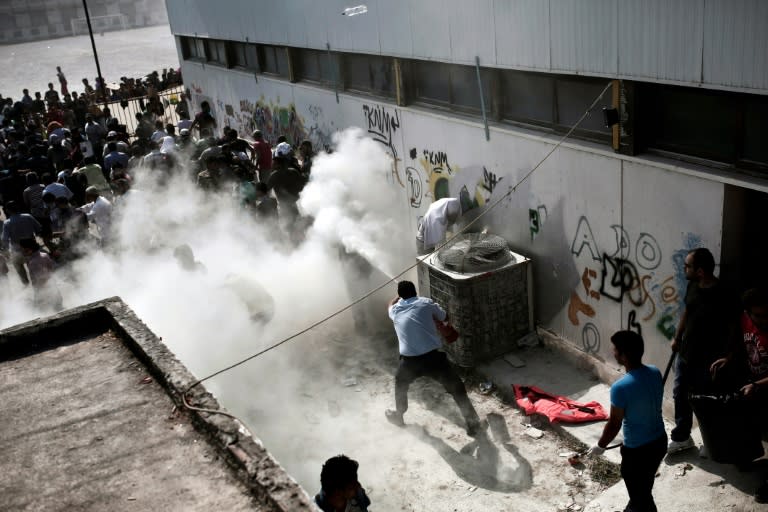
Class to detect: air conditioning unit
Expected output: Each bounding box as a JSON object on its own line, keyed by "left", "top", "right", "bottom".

{"left": 417, "top": 234, "right": 533, "bottom": 367}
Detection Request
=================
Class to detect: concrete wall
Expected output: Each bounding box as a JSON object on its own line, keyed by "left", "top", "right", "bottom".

{"left": 167, "top": 0, "right": 768, "bottom": 95}
{"left": 181, "top": 60, "right": 727, "bottom": 372}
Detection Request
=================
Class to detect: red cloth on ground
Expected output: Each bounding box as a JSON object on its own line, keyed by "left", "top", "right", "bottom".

{"left": 513, "top": 384, "right": 607, "bottom": 424}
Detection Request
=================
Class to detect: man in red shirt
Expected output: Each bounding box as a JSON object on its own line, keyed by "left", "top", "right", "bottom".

{"left": 251, "top": 129, "right": 273, "bottom": 183}
{"left": 711, "top": 287, "right": 768, "bottom": 503}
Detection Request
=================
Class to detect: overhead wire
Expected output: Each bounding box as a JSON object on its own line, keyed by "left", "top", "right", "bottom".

{"left": 182, "top": 80, "right": 614, "bottom": 416}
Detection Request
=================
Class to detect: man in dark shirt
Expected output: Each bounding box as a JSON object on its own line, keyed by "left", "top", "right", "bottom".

{"left": 267, "top": 142, "right": 306, "bottom": 227}
{"left": 668, "top": 248, "right": 737, "bottom": 454}
{"left": 191, "top": 101, "right": 216, "bottom": 138}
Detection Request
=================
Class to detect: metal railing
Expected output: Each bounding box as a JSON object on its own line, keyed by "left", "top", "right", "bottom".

{"left": 102, "top": 85, "right": 186, "bottom": 138}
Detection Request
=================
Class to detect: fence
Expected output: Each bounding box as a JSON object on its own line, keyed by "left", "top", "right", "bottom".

{"left": 102, "top": 85, "right": 186, "bottom": 138}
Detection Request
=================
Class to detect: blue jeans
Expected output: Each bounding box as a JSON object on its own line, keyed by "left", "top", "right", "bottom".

{"left": 671, "top": 356, "right": 713, "bottom": 442}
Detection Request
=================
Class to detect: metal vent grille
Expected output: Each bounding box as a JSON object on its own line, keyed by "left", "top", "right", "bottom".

{"left": 436, "top": 234, "right": 513, "bottom": 273}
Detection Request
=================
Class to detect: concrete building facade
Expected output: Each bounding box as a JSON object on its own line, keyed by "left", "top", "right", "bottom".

{"left": 165, "top": 0, "right": 768, "bottom": 375}
{"left": 0, "top": 0, "right": 169, "bottom": 43}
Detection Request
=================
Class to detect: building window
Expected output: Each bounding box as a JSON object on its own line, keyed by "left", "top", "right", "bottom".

{"left": 229, "top": 42, "right": 259, "bottom": 71}
{"left": 296, "top": 48, "right": 337, "bottom": 86}
{"left": 554, "top": 76, "right": 611, "bottom": 136}
{"left": 498, "top": 70, "right": 610, "bottom": 139}
{"left": 258, "top": 45, "right": 289, "bottom": 77}
{"left": 637, "top": 83, "right": 768, "bottom": 170}
{"left": 181, "top": 36, "right": 205, "bottom": 61}
{"left": 343, "top": 53, "right": 394, "bottom": 97}
{"left": 205, "top": 39, "right": 228, "bottom": 66}
{"left": 412, "top": 61, "right": 450, "bottom": 105}
{"left": 500, "top": 70, "right": 554, "bottom": 126}
{"left": 411, "top": 61, "right": 491, "bottom": 113}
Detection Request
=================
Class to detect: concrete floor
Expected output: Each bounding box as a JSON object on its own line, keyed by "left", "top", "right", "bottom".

{"left": 209, "top": 318, "right": 619, "bottom": 512}
{"left": 0, "top": 331, "right": 259, "bottom": 512}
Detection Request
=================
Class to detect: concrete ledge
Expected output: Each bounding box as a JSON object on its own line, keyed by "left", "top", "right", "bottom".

{"left": 0, "top": 297, "right": 314, "bottom": 512}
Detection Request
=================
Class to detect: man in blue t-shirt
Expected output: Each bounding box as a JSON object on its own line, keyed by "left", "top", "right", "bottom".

{"left": 385, "top": 281, "right": 482, "bottom": 436}
{"left": 588, "top": 330, "right": 667, "bottom": 512}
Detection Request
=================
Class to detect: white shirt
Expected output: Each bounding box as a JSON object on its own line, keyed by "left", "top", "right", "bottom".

{"left": 151, "top": 130, "right": 167, "bottom": 143}
{"left": 417, "top": 198, "right": 461, "bottom": 248}
{"left": 80, "top": 196, "right": 112, "bottom": 238}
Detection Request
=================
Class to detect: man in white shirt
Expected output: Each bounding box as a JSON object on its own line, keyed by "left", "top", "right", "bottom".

{"left": 79, "top": 186, "right": 113, "bottom": 245}
{"left": 416, "top": 197, "right": 462, "bottom": 255}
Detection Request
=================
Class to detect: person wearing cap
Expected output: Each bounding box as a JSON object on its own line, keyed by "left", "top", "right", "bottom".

{"left": 251, "top": 130, "right": 272, "bottom": 182}
{"left": 177, "top": 128, "right": 194, "bottom": 150}
{"left": 1, "top": 201, "right": 42, "bottom": 285}
{"left": 267, "top": 142, "right": 305, "bottom": 227}
{"left": 101, "top": 131, "right": 129, "bottom": 157}
{"left": 78, "top": 186, "right": 113, "bottom": 245}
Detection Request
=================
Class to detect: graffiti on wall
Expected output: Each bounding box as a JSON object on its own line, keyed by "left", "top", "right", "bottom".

{"left": 529, "top": 205, "right": 548, "bottom": 241}
{"left": 362, "top": 103, "right": 402, "bottom": 187}
{"left": 567, "top": 216, "right": 703, "bottom": 353}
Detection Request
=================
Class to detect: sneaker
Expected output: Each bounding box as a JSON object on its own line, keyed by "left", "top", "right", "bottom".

{"left": 667, "top": 437, "right": 696, "bottom": 454}
{"left": 385, "top": 409, "right": 405, "bottom": 427}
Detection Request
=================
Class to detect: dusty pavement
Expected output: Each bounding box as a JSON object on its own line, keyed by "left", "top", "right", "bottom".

{"left": 206, "top": 316, "right": 620, "bottom": 512}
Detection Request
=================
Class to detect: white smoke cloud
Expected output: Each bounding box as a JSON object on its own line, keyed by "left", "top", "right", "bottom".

{"left": 0, "top": 127, "right": 427, "bottom": 501}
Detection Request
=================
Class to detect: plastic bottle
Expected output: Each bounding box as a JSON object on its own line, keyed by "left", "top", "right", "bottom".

{"left": 342, "top": 5, "right": 368, "bottom": 16}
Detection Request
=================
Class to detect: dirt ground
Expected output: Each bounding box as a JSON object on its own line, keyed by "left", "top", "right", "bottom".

{"left": 209, "top": 316, "right": 620, "bottom": 512}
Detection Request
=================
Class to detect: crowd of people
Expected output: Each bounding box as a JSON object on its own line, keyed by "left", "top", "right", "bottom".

{"left": 0, "top": 89, "right": 317, "bottom": 311}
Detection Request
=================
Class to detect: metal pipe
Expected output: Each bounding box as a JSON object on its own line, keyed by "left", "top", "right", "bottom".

{"left": 81, "top": 0, "right": 106, "bottom": 104}
{"left": 475, "top": 56, "right": 489, "bottom": 141}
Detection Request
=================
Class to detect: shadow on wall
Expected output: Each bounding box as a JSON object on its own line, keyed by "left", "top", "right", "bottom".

{"left": 495, "top": 196, "right": 580, "bottom": 326}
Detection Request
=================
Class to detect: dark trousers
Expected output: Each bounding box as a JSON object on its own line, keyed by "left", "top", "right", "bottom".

{"left": 10, "top": 252, "right": 28, "bottom": 285}
{"left": 620, "top": 434, "right": 667, "bottom": 512}
{"left": 395, "top": 350, "right": 479, "bottom": 425}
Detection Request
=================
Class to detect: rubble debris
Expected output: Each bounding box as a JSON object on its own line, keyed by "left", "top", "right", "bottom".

{"left": 675, "top": 463, "right": 694, "bottom": 477}
{"left": 523, "top": 426, "right": 544, "bottom": 439}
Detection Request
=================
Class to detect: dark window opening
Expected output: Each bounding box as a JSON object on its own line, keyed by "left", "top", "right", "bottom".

{"left": 296, "top": 48, "right": 336, "bottom": 85}
{"left": 412, "top": 61, "right": 491, "bottom": 113}
{"left": 343, "top": 53, "right": 394, "bottom": 97}
{"left": 205, "top": 39, "right": 228, "bottom": 66}
{"left": 554, "top": 77, "right": 612, "bottom": 137}
{"left": 500, "top": 70, "right": 554, "bottom": 126}
{"left": 258, "top": 45, "right": 289, "bottom": 77}
{"left": 635, "top": 83, "right": 767, "bottom": 168}
{"left": 229, "top": 42, "right": 259, "bottom": 71}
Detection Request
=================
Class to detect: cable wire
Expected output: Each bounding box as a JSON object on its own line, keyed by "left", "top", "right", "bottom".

{"left": 182, "top": 81, "right": 613, "bottom": 408}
